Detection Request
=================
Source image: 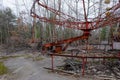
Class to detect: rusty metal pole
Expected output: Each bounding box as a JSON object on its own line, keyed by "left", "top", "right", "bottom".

{"left": 82, "top": 57, "right": 85, "bottom": 76}
{"left": 82, "top": 57, "right": 87, "bottom": 76}
{"left": 51, "top": 54, "right": 54, "bottom": 72}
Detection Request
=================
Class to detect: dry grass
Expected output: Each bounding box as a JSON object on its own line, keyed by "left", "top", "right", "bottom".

{"left": 0, "top": 55, "right": 24, "bottom": 60}
{"left": 25, "top": 54, "right": 44, "bottom": 61}
{"left": 33, "top": 56, "right": 44, "bottom": 61}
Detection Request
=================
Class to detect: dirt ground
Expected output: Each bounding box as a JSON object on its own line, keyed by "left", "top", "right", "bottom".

{"left": 0, "top": 51, "right": 100, "bottom": 80}
{"left": 0, "top": 50, "right": 116, "bottom": 80}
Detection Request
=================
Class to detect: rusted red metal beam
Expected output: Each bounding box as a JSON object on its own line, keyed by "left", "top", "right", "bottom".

{"left": 50, "top": 53, "right": 120, "bottom": 76}
{"left": 31, "top": 13, "right": 119, "bottom": 31}
{"left": 43, "top": 33, "right": 90, "bottom": 48}
{"left": 31, "top": 0, "right": 120, "bottom": 30}
{"left": 31, "top": 1, "right": 120, "bottom": 30}
{"left": 37, "top": 0, "right": 77, "bottom": 20}
{"left": 50, "top": 54, "right": 120, "bottom": 59}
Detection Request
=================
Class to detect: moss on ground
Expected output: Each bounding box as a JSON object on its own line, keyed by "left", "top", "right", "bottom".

{"left": 0, "top": 62, "right": 8, "bottom": 75}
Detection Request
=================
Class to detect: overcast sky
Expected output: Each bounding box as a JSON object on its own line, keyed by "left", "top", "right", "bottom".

{"left": 1, "top": 0, "right": 33, "bottom": 23}
{"left": 1, "top": 0, "right": 119, "bottom": 22}
{"left": 2, "top": 0, "right": 32, "bottom": 16}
